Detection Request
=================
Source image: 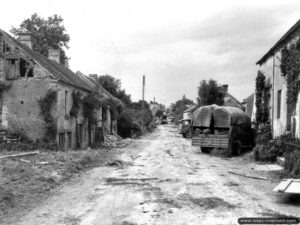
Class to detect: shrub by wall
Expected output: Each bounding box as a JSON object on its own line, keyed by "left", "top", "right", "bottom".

{"left": 117, "top": 111, "right": 133, "bottom": 138}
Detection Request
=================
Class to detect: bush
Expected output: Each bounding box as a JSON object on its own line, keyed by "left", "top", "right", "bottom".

{"left": 147, "top": 122, "right": 157, "bottom": 132}
{"left": 117, "top": 111, "right": 133, "bottom": 138}
{"left": 284, "top": 151, "right": 300, "bottom": 178}
{"left": 132, "top": 122, "right": 142, "bottom": 137}
{"left": 253, "top": 144, "right": 278, "bottom": 162}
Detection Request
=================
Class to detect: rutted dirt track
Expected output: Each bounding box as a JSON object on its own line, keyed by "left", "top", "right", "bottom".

{"left": 9, "top": 126, "right": 300, "bottom": 225}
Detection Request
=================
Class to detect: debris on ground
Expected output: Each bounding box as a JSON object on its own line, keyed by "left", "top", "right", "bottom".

{"left": 103, "top": 134, "right": 132, "bottom": 148}
{"left": 251, "top": 164, "right": 283, "bottom": 171}
{"left": 105, "top": 177, "right": 158, "bottom": 186}
{"left": 224, "top": 181, "right": 239, "bottom": 187}
{"left": 0, "top": 149, "right": 116, "bottom": 222}
{"left": 273, "top": 179, "right": 300, "bottom": 194}
{"left": 179, "top": 194, "right": 236, "bottom": 210}
{"left": 106, "top": 159, "right": 124, "bottom": 167}
{"left": 0, "top": 151, "right": 39, "bottom": 160}
{"left": 228, "top": 171, "right": 269, "bottom": 180}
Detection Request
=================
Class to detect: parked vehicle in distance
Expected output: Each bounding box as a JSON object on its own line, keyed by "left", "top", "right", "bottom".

{"left": 161, "top": 115, "right": 168, "bottom": 124}
{"left": 167, "top": 116, "right": 175, "bottom": 123}
{"left": 191, "top": 105, "right": 256, "bottom": 156}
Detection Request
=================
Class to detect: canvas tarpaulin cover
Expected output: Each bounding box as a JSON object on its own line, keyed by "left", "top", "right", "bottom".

{"left": 192, "top": 105, "right": 250, "bottom": 128}
{"left": 192, "top": 105, "right": 216, "bottom": 127}
{"left": 213, "top": 106, "right": 250, "bottom": 128}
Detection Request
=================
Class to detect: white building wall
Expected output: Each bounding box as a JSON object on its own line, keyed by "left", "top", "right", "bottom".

{"left": 257, "top": 31, "right": 300, "bottom": 138}
{"left": 294, "top": 93, "right": 300, "bottom": 138}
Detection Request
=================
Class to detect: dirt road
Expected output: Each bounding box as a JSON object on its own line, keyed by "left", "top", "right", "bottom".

{"left": 10, "top": 126, "right": 300, "bottom": 225}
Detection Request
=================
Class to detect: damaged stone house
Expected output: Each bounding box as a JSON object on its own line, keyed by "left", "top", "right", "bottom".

{"left": 0, "top": 29, "right": 122, "bottom": 150}
{"left": 256, "top": 19, "right": 300, "bottom": 138}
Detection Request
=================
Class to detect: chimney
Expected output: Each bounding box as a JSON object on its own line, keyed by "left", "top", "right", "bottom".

{"left": 48, "top": 49, "right": 60, "bottom": 63}
{"left": 19, "top": 32, "right": 32, "bottom": 49}
{"left": 89, "top": 74, "right": 98, "bottom": 80}
{"left": 222, "top": 84, "right": 228, "bottom": 94}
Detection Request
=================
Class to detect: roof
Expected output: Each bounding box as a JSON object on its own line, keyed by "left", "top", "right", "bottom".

{"left": 0, "top": 29, "right": 94, "bottom": 92}
{"left": 242, "top": 93, "right": 254, "bottom": 104}
{"left": 257, "top": 19, "right": 300, "bottom": 65}
{"left": 242, "top": 93, "right": 254, "bottom": 118}
{"left": 0, "top": 28, "right": 123, "bottom": 106}
{"left": 224, "top": 92, "right": 243, "bottom": 108}
{"left": 76, "top": 71, "right": 123, "bottom": 106}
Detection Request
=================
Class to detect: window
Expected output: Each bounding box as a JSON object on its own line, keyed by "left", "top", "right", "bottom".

{"left": 65, "top": 91, "right": 68, "bottom": 116}
{"left": 277, "top": 90, "right": 281, "bottom": 119}
{"left": 20, "top": 58, "right": 33, "bottom": 77}
{"left": 67, "top": 132, "right": 72, "bottom": 148}
{"left": 59, "top": 132, "right": 65, "bottom": 150}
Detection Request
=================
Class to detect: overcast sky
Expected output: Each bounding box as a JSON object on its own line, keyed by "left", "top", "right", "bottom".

{"left": 0, "top": 0, "right": 299, "bottom": 105}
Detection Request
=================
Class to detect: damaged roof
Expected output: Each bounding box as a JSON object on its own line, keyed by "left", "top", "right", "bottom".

{"left": 256, "top": 19, "right": 300, "bottom": 65}
{"left": 0, "top": 29, "right": 111, "bottom": 96}
{"left": 76, "top": 71, "right": 123, "bottom": 106}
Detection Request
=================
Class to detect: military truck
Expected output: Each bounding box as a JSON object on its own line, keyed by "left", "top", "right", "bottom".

{"left": 191, "top": 105, "right": 256, "bottom": 156}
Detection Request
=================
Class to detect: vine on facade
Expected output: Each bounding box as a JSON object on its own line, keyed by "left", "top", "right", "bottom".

{"left": 70, "top": 91, "right": 82, "bottom": 118}
{"left": 280, "top": 38, "right": 300, "bottom": 113}
{"left": 37, "top": 90, "right": 57, "bottom": 139}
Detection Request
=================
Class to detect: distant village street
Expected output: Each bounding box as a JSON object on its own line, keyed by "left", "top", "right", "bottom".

{"left": 8, "top": 125, "right": 300, "bottom": 225}
{"left": 1, "top": 1, "right": 300, "bottom": 225}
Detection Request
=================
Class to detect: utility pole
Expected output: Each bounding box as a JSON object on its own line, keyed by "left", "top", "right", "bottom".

{"left": 141, "top": 75, "right": 146, "bottom": 128}
{"left": 142, "top": 75, "right": 145, "bottom": 111}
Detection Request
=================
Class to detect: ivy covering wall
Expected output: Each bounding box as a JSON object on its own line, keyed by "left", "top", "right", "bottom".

{"left": 37, "top": 90, "right": 57, "bottom": 139}
{"left": 255, "top": 71, "right": 270, "bottom": 124}
{"left": 280, "top": 38, "right": 300, "bottom": 114}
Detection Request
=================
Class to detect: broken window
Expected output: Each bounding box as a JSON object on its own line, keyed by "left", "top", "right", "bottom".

{"left": 20, "top": 58, "right": 33, "bottom": 77}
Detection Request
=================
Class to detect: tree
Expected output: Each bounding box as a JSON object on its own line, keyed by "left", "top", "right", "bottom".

{"left": 197, "top": 79, "right": 225, "bottom": 106}
{"left": 155, "top": 109, "right": 164, "bottom": 118}
{"left": 171, "top": 95, "right": 194, "bottom": 123}
{"left": 11, "top": 13, "right": 70, "bottom": 66}
{"left": 97, "top": 74, "right": 131, "bottom": 105}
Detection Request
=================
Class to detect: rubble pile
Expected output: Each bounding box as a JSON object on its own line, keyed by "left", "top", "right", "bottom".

{"left": 103, "top": 133, "right": 132, "bottom": 148}
{"left": 0, "top": 131, "right": 19, "bottom": 144}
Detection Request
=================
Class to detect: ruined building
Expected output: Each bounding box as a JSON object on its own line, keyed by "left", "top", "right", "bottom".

{"left": 0, "top": 29, "right": 122, "bottom": 149}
